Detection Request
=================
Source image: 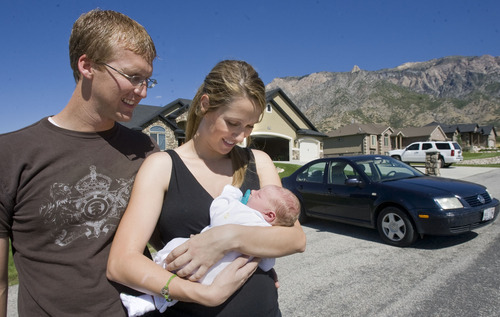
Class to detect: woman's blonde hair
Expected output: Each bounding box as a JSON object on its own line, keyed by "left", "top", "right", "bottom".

{"left": 185, "top": 60, "right": 266, "bottom": 187}
{"left": 69, "top": 9, "right": 157, "bottom": 82}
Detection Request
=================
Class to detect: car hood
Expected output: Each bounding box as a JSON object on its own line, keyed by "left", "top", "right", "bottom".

{"left": 382, "top": 176, "right": 486, "bottom": 197}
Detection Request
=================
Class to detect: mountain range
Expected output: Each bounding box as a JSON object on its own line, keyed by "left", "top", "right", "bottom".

{"left": 265, "top": 55, "right": 500, "bottom": 133}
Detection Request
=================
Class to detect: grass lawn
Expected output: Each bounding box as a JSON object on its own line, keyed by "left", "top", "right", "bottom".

{"left": 8, "top": 243, "right": 17, "bottom": 286}
{"left": 460, "top": 151, "right": 500, "bottom": 167}
{"left": 275, "top": 162, "right": 302, "bottom": 179}
{"left": 462, "top": 151, "right": 500, "bottom": 160}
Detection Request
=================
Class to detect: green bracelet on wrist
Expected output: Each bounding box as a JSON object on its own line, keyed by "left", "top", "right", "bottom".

{"left": 160, "top": 274, "right": 177, "bottom": 302}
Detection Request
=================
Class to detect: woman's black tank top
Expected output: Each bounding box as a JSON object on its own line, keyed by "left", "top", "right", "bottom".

{"left": 155, "top": 149, "right": 280, "bottom": 317}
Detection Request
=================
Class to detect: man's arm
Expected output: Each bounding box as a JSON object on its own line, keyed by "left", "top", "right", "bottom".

{"left": 0, "top": 237, "right": 9, "bottom": 317}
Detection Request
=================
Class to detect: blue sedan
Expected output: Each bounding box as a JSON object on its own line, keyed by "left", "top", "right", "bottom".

{"left": 282, "top": 155, "right": 499, "bottom": 247}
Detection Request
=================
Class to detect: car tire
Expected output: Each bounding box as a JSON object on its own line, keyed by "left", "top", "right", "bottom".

{"left": 392, "top": 155, "right": 401, "bottom": 161}
{"left": 438, "top": 155, "right": 445, "bottom": 168}
{"left": 377, "top": 207, "right": 417, "bottom": 247}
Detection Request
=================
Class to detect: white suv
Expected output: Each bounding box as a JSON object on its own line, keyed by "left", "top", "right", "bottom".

{"left": 388, "top": 141, "right": 463, "bottom": 168}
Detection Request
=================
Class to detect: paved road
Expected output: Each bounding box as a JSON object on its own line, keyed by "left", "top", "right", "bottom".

{"left": 8, "top": 166, "right": 500, "bottom": 316}
{"left": 275, "top": 166, "right": 500, "bottom": 317}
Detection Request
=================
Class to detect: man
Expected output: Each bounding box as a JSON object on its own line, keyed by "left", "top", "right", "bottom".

{"left": 0, "top": 9, "right": 159, "bottom": 316}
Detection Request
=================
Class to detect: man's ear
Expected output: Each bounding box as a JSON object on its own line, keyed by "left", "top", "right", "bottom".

{"left": 78, "top": 54, "right": 94, "bottom": 80}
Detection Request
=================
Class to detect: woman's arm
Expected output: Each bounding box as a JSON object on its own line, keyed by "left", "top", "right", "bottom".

{"left": 166, "top": 149, "right": 306, "bottom": 280}
{"left": 107, "top": 152, "right": 257, "bottom": 306}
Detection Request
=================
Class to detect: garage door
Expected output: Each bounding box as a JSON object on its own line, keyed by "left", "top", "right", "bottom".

{"left": 299, "top": 140, "right": 318, "bottom": 162}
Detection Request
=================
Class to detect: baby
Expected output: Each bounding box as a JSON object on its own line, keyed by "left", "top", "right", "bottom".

{"left": 121, "top": 184, "right": 300, "bottom": 316}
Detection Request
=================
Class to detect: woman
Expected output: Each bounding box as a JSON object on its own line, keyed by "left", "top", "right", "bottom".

{"left": 107, "top": 60, "right": 306, "bottom": 316}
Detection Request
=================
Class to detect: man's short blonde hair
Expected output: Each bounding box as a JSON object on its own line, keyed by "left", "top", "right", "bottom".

{"left": 69, "top": 9, "right": 156, "bottom": 82}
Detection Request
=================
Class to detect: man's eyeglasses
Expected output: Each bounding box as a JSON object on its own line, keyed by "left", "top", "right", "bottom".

{"left": 102, "top": 63, "right": 157, "bottom": 89}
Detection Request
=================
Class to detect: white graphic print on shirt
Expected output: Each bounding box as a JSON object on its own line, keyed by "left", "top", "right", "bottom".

{"left": 39, "top": 165, "right": 134, "bottom": 246}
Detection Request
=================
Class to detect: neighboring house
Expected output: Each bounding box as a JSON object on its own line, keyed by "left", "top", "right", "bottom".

{"left": 323, "top": 123, "right": 394, "bottom": 156}
{"left": 479, "top": 125, "right": 497, "bottom": 148}
{"left": 120, "top": 98, "right": 190, "bottom": 151}
{"left": 122, "top": 89, "right": 326, "bottom": 163}
{"left": 436, "top": 123, "right": 497, "bottom": 149}
{"left": 251, "top": 88, "right": 326, "bottom": 163}
{"left": 391, "top": 125, "right": 447, "bottom": 148}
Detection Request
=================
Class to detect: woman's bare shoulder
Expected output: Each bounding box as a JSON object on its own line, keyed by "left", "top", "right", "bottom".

{"left": 249, "top": 148, "right": 272, "bottom": 162}
{"left": 249, "top": 149, "right": 281, "bottom": 186}
{"left": 139, "top": 151, "right": 173, "bottom": 173}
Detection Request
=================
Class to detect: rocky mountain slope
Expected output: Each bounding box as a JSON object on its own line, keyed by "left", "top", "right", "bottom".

{"left": 266, "top": 55, "right": 500, "bottom": 133}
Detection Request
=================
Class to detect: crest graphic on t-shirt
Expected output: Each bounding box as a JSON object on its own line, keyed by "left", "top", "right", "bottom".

{"left": 39, "top": 165, "right": 134, "bottom": 246}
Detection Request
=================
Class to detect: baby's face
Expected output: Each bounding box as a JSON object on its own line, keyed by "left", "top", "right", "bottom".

{"left": 246, "top": 186, "right": 277, "bottom": 213}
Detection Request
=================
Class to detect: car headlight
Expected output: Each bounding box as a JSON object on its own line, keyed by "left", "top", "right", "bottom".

{"left": 434, "top": 197, "right": 463, "bottom": 209}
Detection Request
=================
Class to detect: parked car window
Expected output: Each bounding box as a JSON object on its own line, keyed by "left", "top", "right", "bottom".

{"left": 376, "top": 158, "right": 419, "bottom": 180}
{"left": 435, "top": 142, "right": 451, "bottom": 150}
{"left": 356, "top": 162, "right": 375, "bottom": 180}
{"left": 296, "top": 161, "right": 326, "bottom": 183}
{"left": 452, "top": 142, "right": 461, "bottom": 150}
{"left": 422, "top": 143, "right": 433, "bottom": 150}
{"left": 328, "top": 162, "right": 347, "bottom": 185}
{"left": 407, "top": 144, "right": 419, "bottom": 150}
{"left": 343, "top": 164, "right": 358, "bottom": 179}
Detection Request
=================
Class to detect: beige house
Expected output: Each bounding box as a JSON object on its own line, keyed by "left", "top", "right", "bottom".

{"left": 250, "top": 89, "right": 326, "bottom": 163}
{"left": 391, "top": 125, "right": 447, "bottom": 148}
{"left": 121, "top": 88, "right": 325, "bottom": 163}
{"left": 323, "top": 123, "right": 394, "bottom": 156}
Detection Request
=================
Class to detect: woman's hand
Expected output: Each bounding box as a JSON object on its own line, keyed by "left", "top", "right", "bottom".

{"left": 166, "top": 225, "right": 237, "bottom": 281}
{"left": 203, "top": 256, "right": 260, "bottom": 306}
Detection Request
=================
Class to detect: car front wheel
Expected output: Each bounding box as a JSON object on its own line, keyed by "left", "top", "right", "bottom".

{"left": 377, "top": 207, "right": 417, "bottom": 247}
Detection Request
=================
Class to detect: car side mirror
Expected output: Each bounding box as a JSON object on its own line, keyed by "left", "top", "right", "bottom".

{"left": 346, "top": 178, "right": 364, "bottom": 187}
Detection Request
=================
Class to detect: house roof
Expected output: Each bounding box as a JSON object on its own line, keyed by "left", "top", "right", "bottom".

{"left": 480, "top": 125, "right": 497, "bottom": 136}
{"left": 120, "top": 104, "right": 163, "bottom": 130}
{"left": 426, "top": 122, "right": 497, "bottom": 136}
{"left": 120, "top": 99, "right": 191, "bottom": 131}
{"left": 327, "top": 123, "right": 391, "bottom": 137}
{"left": 393, "top": 125, "right": 444, "bottom": 138}
{"left": 455, "top": 123, "right": 480, "bottom": 133}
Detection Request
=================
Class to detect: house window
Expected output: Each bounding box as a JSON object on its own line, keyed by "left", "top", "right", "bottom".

{"left": 384, "top": 135, "right": 389, "bottom": 146}
{"left": 371, "top": 135, "right": 377, "bottom": 147}
{"left": 150, "top": 126, "right": 166, "bottom": 151}
{"left": 266, "top": 104, "right": 272, "bottom": 113}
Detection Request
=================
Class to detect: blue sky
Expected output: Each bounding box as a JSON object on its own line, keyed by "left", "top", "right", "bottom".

{"left": 1, "top": 0, "right": 499, "bottom": 133}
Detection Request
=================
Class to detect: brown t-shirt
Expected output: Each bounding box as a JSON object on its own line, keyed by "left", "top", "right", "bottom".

{"left": 0, "top": 118, "right": 158, "bottom": 316}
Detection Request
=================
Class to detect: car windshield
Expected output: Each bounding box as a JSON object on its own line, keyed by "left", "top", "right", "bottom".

{"left": 352, "top": 156, "right": 424, "bottom": 183}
